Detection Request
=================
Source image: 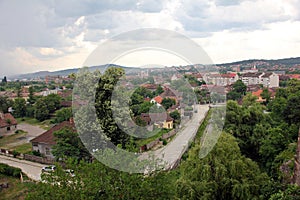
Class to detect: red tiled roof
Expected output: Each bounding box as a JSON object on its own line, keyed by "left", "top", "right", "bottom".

{"left": 288, "top": 74, "right": 300, "bottom": 80}
{"left": 252, "top": 89, "right": 263, "bottom": 98}
{"left": 0, "top": 113, "right": 17, "bottom": 128}
{"left": 30, "top": 121, "right": 75, "bottom": 145}
{"left": 221, "top": 73, "right": 236, "bottom": 78}
{"left": 141, "top": 84, "right": 158, "bottom": 90}
{"left": 152, "top": 96, "right": 163, "bottom": 104}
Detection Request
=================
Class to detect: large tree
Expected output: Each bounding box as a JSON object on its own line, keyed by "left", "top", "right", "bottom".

{"left": 95, "top": 67, "right": 129, "bottom": 147}
{"left": 0, "top": 96, "right": 13, "bottom": 113}
{"left": 52, "top": 127, "right": 90, "bottom": 161}
{"left": 176, "top": 132, "right": 269, "bottom": 200}
{"left": 13, "top": 97, "right": 26, "bottom": 118}
{"left": 34, "top": 98, "right": 49, "bottom": 121}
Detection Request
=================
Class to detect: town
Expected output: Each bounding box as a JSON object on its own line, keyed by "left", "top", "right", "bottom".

{"left": 0, "top": 57, "right": 300, "bottom": 198}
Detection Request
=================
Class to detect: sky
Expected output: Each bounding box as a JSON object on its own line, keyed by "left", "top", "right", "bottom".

{"left": 0, "top": 0, "right": 300, "bottom": 77}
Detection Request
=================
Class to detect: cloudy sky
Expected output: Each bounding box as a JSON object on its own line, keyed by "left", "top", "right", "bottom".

{"left": 0, "top": 0, "right": 300, "bottom": 77}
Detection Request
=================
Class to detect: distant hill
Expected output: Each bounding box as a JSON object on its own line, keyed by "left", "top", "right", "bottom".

{"left": 217, "top": 57, "right": 300, "bottom": 67}
{"left": 11, "top": 56, "right": 300, "bottom": 80}
{"left": 12, "top": 64, "right": 140, "bottom": 80}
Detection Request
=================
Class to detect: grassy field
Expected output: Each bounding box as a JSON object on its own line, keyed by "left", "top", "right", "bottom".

{"left": 13, "top": 143, "right": 32, "bottom": 154}
{"left": 0, "top": 174, "right": 34, "bottom": 200}
{"left": 135, "top": 128, "right": 170, "bottom": 148}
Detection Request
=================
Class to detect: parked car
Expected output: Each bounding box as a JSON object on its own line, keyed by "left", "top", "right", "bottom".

{"left": 42, "top": 165, "right": 56, "bottom": 172}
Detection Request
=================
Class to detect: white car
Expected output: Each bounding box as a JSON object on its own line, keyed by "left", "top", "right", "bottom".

{"left": 42, "top": 165, "right": 56, "bottom": 172}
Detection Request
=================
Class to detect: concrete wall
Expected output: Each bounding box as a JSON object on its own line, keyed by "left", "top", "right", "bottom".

{"left": 0, "top": 125, "right": 17, "bottom": 135}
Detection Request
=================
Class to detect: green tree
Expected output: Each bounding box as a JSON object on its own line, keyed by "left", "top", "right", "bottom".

{"left": 170, "top": 110, "right": 180, "bottom": 122}
{"left": 44, "top": 94, "right": 61, "bottom": 113}
{"left": 13, "top": 98, "right": 26, "bottom": 118}
{"left": 95, "top": 67, "right": 129, "bottom": 147}
{"left": 242, "top": 93, "right": 258, "bottom": 107}
{"left": 283, "top": 92, "right": 300, "bottom": 125}
{"left": 161, "top": 98, "right": 176, "bottom": 110}
{"left": 261, "top": 88, "right": 271, "bottom": 104}
{"left": 34, "top": 98, "right": 49, "bottom": 121}
{"left": 176, "top": 133, "right": 269, "bottom": 200}
{"left": 155, "top": 85, "right": 164, "bottom": 95}
{"left": 52, "top": 127, "right": 90, "bottom": 161}
{"left": 227, "top": 80, "right": 247, "bottom": 100}
{"left": 28, "top": 86, "right": 36, "bottom": 104}
{"left": 0, "top": 96, "right": 13, "bottom": 113}
{"left": 54, "top": 107, "right": 73, "bottom": 123}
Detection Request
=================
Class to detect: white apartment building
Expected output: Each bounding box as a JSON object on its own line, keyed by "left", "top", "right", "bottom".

{"left": 240, "top": 72, "right": 279, "bottom": 88}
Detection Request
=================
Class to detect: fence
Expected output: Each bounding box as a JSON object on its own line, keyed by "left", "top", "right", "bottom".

{"left": 140, "top": 129, "right": 178, "bottom": 152}
{"left": 0, "top": 148, "right": 54, "bottom": 165}
{"left": 24, "top": 154, "right": 55, "bottom": 165}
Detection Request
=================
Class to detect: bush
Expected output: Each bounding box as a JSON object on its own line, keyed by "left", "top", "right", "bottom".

{"left": 32, "top": 150, "right": 41, "bottom": 157}
{"left": 12, "top": 150, "right": 20, "bottom": 158}
{"left": 162, "top": 139, "right": 167, "bottom": 145}
{"left": 0, "top": 163, "right": 22, "bottom": 178}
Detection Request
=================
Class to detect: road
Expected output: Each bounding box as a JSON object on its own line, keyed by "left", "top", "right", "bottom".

{"left": 141, "top": 104, "right": 209, "bottom": 170}
{"left": 0, "top": 155, "right": 47, "bottom": 181}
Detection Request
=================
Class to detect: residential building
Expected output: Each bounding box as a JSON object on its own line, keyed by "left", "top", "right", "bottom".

{"left": 240, "top": 72, "right": 279, "bottom": 88}
{"left": 30, "top": 120, "right": 75, "bottom": 159}
{"left": 140, "top": 113, "right": 174, "bottom": 129}
{"left": 0, "top": 113, "right": 17, "bottom": 134}
{"left": 203, "top": 73, "right": 239, "bottom": 86}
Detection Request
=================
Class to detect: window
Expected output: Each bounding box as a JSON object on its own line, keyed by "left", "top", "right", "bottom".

{"left": 45, "top": 147, "right": 50, "bottom": 155}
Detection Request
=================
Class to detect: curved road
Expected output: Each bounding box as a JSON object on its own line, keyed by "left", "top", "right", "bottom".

{"left": 0, "top": 155, "right": 47, "bottom": 181}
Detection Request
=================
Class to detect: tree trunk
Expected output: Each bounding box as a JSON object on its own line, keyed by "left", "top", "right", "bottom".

{"left": 292, "top": 128, "right": 300, "bottom": 185}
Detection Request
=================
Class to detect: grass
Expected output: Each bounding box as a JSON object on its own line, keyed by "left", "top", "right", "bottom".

{"left": 0, "top": 174, "right": 34, "bottom": 200}
{"left": 135, "top": 128, "right": 170, "bottom": 148}
{"left": 0, "top": 132, "right": 27, "bottom": 148}
{"left": 13, "top": 143, "right": 32, "bottom": 154}
{"left": 0, "top": 131, "right": 32, "bottom": 154}
{"left": 16, "top": 117, "right": 51, "bottom": 130}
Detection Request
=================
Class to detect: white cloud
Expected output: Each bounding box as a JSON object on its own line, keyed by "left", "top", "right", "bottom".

{"left": 195, "top": 20, "right": 300, "bottom": 63}
{"left": 0, "top": 0, "right": 300, "bottom": 77}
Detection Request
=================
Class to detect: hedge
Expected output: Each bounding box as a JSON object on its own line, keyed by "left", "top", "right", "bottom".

{"left": 0, "top": 163, "right": 22, "bottom": 178}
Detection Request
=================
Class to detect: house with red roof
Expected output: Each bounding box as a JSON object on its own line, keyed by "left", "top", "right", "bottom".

{"left": 30, "top": 120, "right": 75, "bottom": 158}
{"left": 151, "top": 95, "right": 163, "bottom": 105}
{"left": 252, "top": 89, "right": 265, "bottom": 103}
{"left": 0, "top": 112, "right": 17, "bottom": 134}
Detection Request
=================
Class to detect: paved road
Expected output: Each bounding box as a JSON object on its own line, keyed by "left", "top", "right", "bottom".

{"left": 141, "top": 104, "right": 209, "bottom": 170}
{"left": 0, "top": 155, "right": 47, "bottom": 181}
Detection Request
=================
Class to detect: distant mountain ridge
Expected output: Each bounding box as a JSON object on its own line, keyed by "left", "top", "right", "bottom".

{"left": 217, "top": 57, "right": 300, "bottom": 67}
{"left": 11, "top": 56, "right": 300, "bottom": 80}
{"left": 12, "top": 64, "right": 139, "bottom": 80}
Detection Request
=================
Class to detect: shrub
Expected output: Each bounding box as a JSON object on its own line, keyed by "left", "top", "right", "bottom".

{"left": 12, "top": 150, "right": 20, "bottom": 158}
{"left": 0, "top": 163, "right": 22, "bottom": 178}
{"left": 162, "top": 139, "right": 167, "bottom": 145}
